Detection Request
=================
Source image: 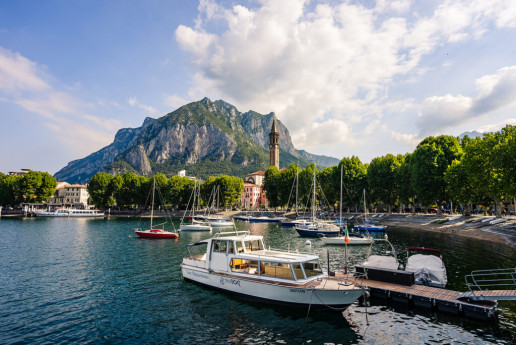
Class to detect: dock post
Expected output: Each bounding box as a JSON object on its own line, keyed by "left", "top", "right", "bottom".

{"left": 0, "top": 206, "right": 2, "bottom": 218}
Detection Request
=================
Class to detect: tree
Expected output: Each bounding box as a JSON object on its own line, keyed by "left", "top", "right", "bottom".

{"left": 395, "top": 154, "right": 414, "bottom": 212}
{"left": 444, "top": 159, "right": 476, "bottom": 214}
{"left": 410, "top": 135, "right": 463, "bottom": 214}
{"left": 35, "top": 172, "right": 57, "bottom": 203}
{"left": 319, "top": 166, "right": 338, "bottom": 211}
{"left": 367, "top": 154, "right": 402, "bottom": 213}
{"left": 339, "top": 157, "right": 367, "bottom": 213}
{"left": 87, "top": 172, "right": 114, "bottom": 209}
{"left": 168, "top": 176, "right": 195, "bottom": 209}
{"left": 263, "top": 166, "right": 281, "bottom": 209}
{"left": 0, "top": 173, "right": 20, "bottom": 206}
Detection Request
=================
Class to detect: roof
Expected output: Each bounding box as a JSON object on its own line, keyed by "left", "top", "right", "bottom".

{"left": 246, "top": 171, "right": 265, "bottom": 176}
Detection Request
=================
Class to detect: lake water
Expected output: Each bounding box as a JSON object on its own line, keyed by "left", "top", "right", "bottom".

{"left": 0, "top": 217, "right": 515, "bottom": 344}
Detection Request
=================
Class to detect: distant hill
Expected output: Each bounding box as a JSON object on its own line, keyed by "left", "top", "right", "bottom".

{"left": 458, "top": 131, "right": 483, "bottom": 139}
{"left": 54, "top": 98, "right": 339, "bottom": 183}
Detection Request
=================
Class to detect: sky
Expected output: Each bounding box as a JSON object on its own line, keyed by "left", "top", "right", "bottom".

{"left": 1, "top": 0, "right": 516, "bottom": 175}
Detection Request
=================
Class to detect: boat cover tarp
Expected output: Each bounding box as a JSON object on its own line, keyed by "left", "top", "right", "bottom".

{"left": 363, "top": 255, "right": 399, "bottom": 270}
{"left": 405, "top": 254, "right": 447, "bottom": 287}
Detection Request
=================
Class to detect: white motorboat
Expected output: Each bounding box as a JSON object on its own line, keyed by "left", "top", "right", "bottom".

{"left": 405, "top": 247, "right": 447, "bottom": 288}
{"left": 36, "top": 208, "right": 104, "bottom": 217}
{"left": 181, "top": 230, "right": 365, "bottom": 310}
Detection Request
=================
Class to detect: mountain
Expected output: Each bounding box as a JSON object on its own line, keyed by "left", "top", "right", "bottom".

{"left": 54, "top": 98, "right": 339, "bottom": 183}
{"left": 458, "top": 131, "right": 483, "bottom": 139}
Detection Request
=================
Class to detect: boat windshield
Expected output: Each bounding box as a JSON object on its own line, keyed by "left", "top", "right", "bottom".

{"left": 244, "top": 239, "right": 263, "bottom": 252}
{"left": 302, "top": 260, "right": 323, "bottom": 278}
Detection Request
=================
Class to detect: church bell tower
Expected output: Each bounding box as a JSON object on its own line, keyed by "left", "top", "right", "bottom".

{"left": 269, "top": 114, "right": 279, "bottom": 168}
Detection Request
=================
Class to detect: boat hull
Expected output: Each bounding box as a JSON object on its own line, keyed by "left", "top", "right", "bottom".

{"left": 135, "top": 230, "right": 178, "bottom": 238}
{"left": 181, "top": 265, "right": 363, "bottom": 310}
{"left": 321, "top": 237, "right": 374, "bottom": 245}
{"left": 179, "top": 224, "right": 212, "bottom": 231}
{"left": 354, "top": 225, "right": 387, "bottom": 232}
{"left": 295, "top": 228, "right": 340, "bottom": 237}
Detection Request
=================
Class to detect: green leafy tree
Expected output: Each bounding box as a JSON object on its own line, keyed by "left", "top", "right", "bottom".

{"left": 0, "top": 173, "right": 20, "bottom": 206}
{"left": 297, "top": 164, "right": 319, "bottom": 211}
{"left": 339, "top": 157, "right": 367, "bottom": 213}
{"left": 168, "top": 176, "right": 195, "bottom": 209}
{"left": 367, "top": 154, "right": 402, "bottom": 213}
{"left": 396, "top": 154, "right": 414, "bottom": 211}
{"left": 410, "top": 135, "right": 463, "bottom": 213}
{"left": 263, "top": 166, "right": 281, "bottom": 209}
{"left": 201, "top": 175, "right": 244, "bottom": 209}
{"left": 319, "top": 166, "right": 338, "bottom": 211}
{"left": 35, "top": 172, "right": 57, "bottom": 203}
{"left": 87, "top": 172, "right": 114, "bottom": 209}
{"left": 18, "top": 171, "right": 42, "bottom": 202}
{"left": 444, "top": 159, "right": 476, "bottom": 214}
{"left": 278, "top": 164, "right": 298, "bottom": 208}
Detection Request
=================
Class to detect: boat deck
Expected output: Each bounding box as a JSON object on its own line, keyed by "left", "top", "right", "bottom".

{"left": 334, "top": 273, "right": 497, "bottom": 320}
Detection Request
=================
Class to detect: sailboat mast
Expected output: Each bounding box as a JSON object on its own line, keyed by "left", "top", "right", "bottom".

{"left": 339, "top": 165, "right": 343, "bottom": 225}
{"left": 312, "top": 166, "right": 316, "bottom": 221}
{"left": 295, "top": 165, "right": 299, "bottom": 215}
{"left": 363, "top": 189, "right": 367, "bottom": 220}
{"left": 150, "top": 178, "right": 155, "bottom": 229}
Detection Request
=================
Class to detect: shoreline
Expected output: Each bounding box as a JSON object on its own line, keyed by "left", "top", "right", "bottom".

{"left": 380, "top": 214, "right": 516, "bottom": 247}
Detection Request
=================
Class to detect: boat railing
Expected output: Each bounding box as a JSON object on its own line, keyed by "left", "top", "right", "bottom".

{"left": 214, "top": 229, "right": 250, "bottom": 237}
{"left": 464, "top": 268, "right": 516, "bottom": 293}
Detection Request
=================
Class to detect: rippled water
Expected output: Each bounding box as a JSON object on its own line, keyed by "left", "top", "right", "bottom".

{"left": 0, "top": 217, "right": 515, "bottom": 344}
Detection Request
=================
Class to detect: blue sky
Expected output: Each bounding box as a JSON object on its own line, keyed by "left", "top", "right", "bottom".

{"left": 1, "top": 0, "right": 516, "bottom": 175}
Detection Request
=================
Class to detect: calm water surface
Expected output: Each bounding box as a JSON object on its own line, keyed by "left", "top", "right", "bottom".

{"left": 0, "top": 217, "right": 515, "bottom": 344}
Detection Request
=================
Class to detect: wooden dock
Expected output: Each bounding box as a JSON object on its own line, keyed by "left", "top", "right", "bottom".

{"left": 334, "top": 273, "right": 498, "bottom": 320}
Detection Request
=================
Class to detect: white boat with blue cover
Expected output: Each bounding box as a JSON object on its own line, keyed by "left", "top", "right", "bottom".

{"left": 181, "top": 230, "right": 365, "bottom": 310}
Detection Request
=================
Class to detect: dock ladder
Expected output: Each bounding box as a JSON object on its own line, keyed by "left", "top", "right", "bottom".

{"left": 459, "top": 268, "right": 516, "bottom": 301}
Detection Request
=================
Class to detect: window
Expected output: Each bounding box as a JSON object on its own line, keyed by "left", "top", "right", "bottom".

{"left": 303, "top": 260, "right": 323, "bottom": 278}
{"left": 260, "top": 262, "right": 294, "bottom": 280}
{"left": 292, "top": 263, "right": 304, "bottom": 280}
{"left": 213, "top": 240, "right": 228, "bottom": 253}
{"left": 228, "top": 241, "right": 235, "bottom": 254}
{"left": 244, "top": 239, "right": 263, "bottom": 252}
{"left": 230, "top": 259, "right": 258, "bottom": 274}
{"left": 236, "top": 241, "right": 244, "bottom": 253}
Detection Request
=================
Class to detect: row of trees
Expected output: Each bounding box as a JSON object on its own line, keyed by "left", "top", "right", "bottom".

{"left": 0, "top": 171, "right": 57, "bottom": 206}
{"left": 262, "top": 125, "right": 516, "bottom": 217}
{"left": 87, "top": 172, "right": 244, "bottom": 210}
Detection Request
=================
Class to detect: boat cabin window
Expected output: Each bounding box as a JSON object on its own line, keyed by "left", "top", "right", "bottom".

{"left": 244, "top": 239, "right": 263, "bottom": 252}
{"left": 236, "top": 241, "right": 244, "bottom": 253}
{"left": 303, "top": 260, "right": 323, "bottom": 278}
{"left": 230, "top": 259, "right": 259, "bottom": 274}
{"left": 228, "top": 241, "right": 235, "bottom": 254}
{"left": 260, "top": 262, "right": 295, "bottom": 280}
{"left": 213, "top": 240, "right": 228, "bottom": 253}
{"left": 292, "top": 263, "right": 304, "bottom": 280}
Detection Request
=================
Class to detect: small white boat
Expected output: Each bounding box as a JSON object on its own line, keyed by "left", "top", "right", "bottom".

{"left": 181, "top": 230, "right": 365, "bottom": 310}
{"left": 321, "top": 233, "right": 374, "bottom": 245}
{"left": 179, "top": 181, "right": 212, "bottom": 232}
{"left": 405, "top": 247, "right": 447, "bottom": 288}
{"left": 208, "top": 217, "right": 235, "bottom": 228}
{"left": 179, "top": 221, "right": 212, "bottom": 232}
{"left": 36, "top": 208, "right": 104, "bottom": 217}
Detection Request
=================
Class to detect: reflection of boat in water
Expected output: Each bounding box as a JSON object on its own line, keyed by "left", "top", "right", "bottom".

{"left": 134, "top": 178, "right": 178, "bottom": 239}
{"left": 181, "top": 230, "right": 365, "bottom": 310}
{"left": 405, "top": 247, "right": 447, "bottom": 288}
{"left": 37, "top": 208, "right": 104, "bottom": 217}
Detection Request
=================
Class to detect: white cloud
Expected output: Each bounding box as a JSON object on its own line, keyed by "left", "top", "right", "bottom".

{"left": 0, "top": 46, "right": 121, "bottom": 158}
{"left": 127, "top": 97, "right": 160, "bottom": 115}
{"left": 477, "top": 118, "right": 516, "bottom": 133}
{"left": 175, "top": 0, "right": 516, "bottom": 152}
{"left": 417, "top": 66, "right": 516, "bottom": 136}
{"left": 164, "top": 94, "right": 191, "bottom": 111}
{"left": 0, "top": 46, "right": 49, "bottom": 92}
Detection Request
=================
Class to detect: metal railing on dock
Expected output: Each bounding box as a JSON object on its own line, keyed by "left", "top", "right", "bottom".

{"left": 460, "top": 268, "right": 516, "bottom": 301}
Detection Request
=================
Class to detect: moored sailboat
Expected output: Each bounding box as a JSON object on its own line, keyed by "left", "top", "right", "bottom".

{"left": 134, "top": 178, "right": 179, "bottom": 239}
